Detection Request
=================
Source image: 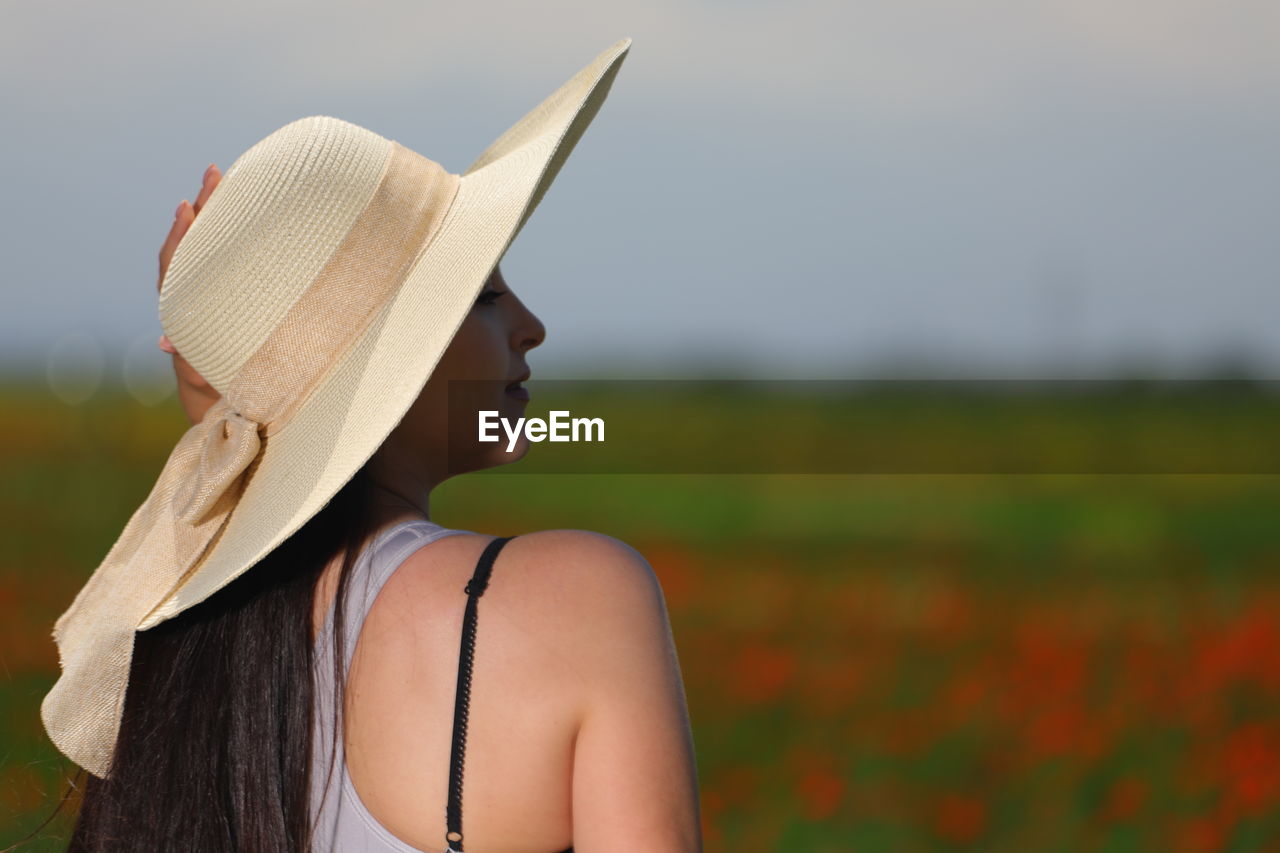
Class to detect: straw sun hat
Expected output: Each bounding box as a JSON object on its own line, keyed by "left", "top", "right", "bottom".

{"left": 41, "top": 37, "right": 632, "bottom": 778}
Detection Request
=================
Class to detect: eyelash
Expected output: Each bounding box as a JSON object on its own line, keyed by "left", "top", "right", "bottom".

{"left": 475, "top": 288, "right": 507, "bottom": 307}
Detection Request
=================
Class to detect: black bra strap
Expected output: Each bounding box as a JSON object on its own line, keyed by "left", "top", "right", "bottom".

{"left": 445, "top": 535, "right": 516, "bottom": 853}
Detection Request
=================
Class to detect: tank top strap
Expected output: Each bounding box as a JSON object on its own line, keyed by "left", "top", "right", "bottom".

{"left": 444, "top": 534, "right": 517, "bottom": 853}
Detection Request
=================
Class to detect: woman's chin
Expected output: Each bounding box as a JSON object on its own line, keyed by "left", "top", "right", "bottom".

{"left": 490, "top": 438, "right": 530, "bottom": 468}
{"left": 461, "top": 438, "right": 530, "bottom": 474}
{"left": 442, "top": 442, "right": 527, "bottom": 479}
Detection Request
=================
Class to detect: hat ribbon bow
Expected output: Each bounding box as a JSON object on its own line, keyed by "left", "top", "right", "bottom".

{"left": 171, "top": 401, "right": 264, "bottom": 525}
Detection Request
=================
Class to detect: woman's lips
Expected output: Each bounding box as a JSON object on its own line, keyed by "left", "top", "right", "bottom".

{"left": 505, "top": 383, "right": 530, "bottom": 402}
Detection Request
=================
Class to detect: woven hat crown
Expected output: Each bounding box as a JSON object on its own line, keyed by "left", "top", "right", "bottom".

{"left": 159, "top": 116, "right": 457, "bottom": 400}
{"left": 153, "top": 116, "right": 462, "bottom": 527}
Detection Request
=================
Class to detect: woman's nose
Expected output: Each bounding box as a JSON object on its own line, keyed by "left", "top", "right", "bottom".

{"left": 509, "top": 295, "right": 545, "bottom": 350}
{"left": 513, "top": 308, "right": 546, "bottom": 352}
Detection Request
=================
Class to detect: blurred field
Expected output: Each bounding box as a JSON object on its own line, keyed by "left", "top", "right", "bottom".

{"left": 2, "top": 382, "right": 1278, "bottom": 852}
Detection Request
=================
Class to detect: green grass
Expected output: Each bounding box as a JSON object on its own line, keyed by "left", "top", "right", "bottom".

{"left": 3, "top": 381, "right": 1279, "bottom": 851}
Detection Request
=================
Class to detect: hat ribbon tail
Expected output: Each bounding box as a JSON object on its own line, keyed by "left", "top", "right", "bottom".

{"left": 39, "top": 395, "right": 263, "bottom": 776}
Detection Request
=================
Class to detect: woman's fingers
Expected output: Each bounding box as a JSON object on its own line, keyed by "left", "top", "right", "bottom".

{"left": 157, "top": 200, "right": 190, "bottom": 292}
{"left": 193, "top": 163, "right": 221, "bottom": 214}
{"left": 157, "top": 164, "right": 221, "bottom": 292}
{"left": 155, "top": 163, "right": 225, "bottom": 420}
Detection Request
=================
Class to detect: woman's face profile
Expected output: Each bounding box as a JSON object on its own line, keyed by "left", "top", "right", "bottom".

{"left": 376, "top": 262, "right": 547, "bottom": 483}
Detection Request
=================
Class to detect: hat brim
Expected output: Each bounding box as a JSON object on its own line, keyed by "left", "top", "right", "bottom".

{"left": 137, "top": 37, "right": 631, "bottom": 629}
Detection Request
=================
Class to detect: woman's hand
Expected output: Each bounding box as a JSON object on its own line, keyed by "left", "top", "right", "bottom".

{"left": 158, "top": 164, "right": 223, "bottom": 425}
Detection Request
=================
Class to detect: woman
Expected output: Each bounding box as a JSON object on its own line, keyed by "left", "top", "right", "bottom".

{"left": 32, "top": 40, "right": 701, "bottom": 853}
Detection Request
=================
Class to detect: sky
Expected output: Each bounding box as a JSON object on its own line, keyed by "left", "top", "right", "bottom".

{"left": 3, "top": 0, "right": 1278, "bottom": 390}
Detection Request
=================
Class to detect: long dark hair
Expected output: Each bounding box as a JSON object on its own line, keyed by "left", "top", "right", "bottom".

{"left": 18, "top": 460, "right": 380, "bottom": 851}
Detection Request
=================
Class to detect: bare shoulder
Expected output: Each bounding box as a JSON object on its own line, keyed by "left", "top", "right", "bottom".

{"left": 380, "top": 527, "right": 679, "bottom": 728}
{"left": 389, "top": 527, "right": 668, "bottom": 657}
{"left": 499, "top": 531, "right": 701, "bottom": 850}
{"left": 509, "top": 528, "right": 662, "bottom": 596}
{"left": 395, "top": 526, "right": 652, "bottom": 576}
{"left": 511, "top": 528, "right": 672, "bottom": 643}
